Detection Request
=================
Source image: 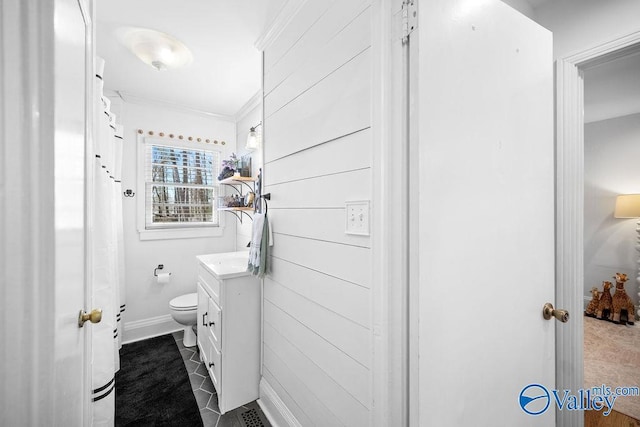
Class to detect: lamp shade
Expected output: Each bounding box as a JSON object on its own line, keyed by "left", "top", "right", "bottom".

{"left": 246, "top": 128, "right": 259, "bottom": 151}
{"left": 614, "top": 194, "right": 640, "bottom": 218}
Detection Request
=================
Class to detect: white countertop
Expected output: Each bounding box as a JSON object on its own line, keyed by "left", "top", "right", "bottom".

{"left": 196, "top": 250, "right": 252, "bottom": 280}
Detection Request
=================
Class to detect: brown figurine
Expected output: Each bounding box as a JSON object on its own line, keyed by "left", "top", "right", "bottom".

{"left": 611, "top": 273, "right": 635, "bottom": 325}
{"left": 596, "top": 281, "right": 613, "bottom": 321}
{"left": 585, "top": 286, "right": 600, "bottom": 317}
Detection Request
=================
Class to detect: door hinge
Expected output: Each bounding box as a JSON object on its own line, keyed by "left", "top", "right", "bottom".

{"left": 402, "top": 0, "right": 417, "bottom": 43}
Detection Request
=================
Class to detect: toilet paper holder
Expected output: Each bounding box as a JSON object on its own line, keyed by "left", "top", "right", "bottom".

{"left": 154, "top": 264, "right": 171, "bottom": 276}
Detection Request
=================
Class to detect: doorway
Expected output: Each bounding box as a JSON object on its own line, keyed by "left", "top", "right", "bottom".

{"left": 582, "top": 47, "right": 640, "bottom": 423}
{"left": 556, "top": 31, "right": 640, "bottom": 427}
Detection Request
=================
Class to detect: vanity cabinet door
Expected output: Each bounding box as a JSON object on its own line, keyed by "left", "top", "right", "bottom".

{"left": 207, "top": 298, "right": 222, "bottom": 351}
{"left": 196, "top": 283, "right": 210, "bottom": 364}
{"left": 207, "top": 335, "right": 222, "bottom": 395}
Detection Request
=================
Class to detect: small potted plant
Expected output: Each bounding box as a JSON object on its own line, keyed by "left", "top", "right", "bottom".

{"left": 218, "top": 153, "right": 239, "bottom": 180}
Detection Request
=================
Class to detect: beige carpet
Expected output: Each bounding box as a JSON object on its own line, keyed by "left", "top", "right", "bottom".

{"left": 584, "top": 316, "right": 640, "bottom": 420}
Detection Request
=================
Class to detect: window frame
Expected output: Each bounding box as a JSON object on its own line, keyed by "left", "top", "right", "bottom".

{"left": 136, "top": 135, "right": 225, "bottom": 240}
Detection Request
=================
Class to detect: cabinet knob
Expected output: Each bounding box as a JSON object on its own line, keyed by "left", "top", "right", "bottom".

{"left": 209, "top": 320, "right": 215, "bottom": 327}
{"left": 209, "top": 361, "right": 215, "bottom": 368}
{"left": 202, "top": 312, "right": 207, "bottom": 326}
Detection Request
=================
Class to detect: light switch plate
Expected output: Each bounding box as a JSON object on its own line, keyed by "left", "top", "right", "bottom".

{"left": 345, "top": 200, "right": 370, "bottom": 236}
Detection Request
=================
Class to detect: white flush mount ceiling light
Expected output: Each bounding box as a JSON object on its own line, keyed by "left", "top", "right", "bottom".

{"left": 118, "top": 27, "right": 192, "bottom": 71}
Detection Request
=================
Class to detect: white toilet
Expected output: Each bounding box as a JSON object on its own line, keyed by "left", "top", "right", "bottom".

{"left": 169, "top": 292, "right": 198, "bottom": 347}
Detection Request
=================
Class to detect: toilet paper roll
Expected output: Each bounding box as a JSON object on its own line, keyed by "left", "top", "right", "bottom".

{"left": 156, "top": 272, "right": 171, "bottom": 284}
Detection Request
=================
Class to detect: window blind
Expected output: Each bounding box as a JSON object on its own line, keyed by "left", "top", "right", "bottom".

{"left": 144, "top": 143, "right": 220, "bottom": 229}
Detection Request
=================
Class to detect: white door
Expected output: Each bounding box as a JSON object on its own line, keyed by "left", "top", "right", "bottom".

{"left": 53, "top": 0, "right": 92, "bottom": 424}
{"left": 416, "top": 1, "right": 556, "bottom": 425}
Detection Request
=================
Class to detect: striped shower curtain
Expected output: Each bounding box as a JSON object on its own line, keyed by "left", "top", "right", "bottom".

{"left": 91, "top": 57, "right": 125, "bottom": 426}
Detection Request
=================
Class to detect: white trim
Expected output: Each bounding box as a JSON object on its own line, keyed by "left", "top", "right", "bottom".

{"left": 104, "top": 88, "right": 120, "bottom": 99}
{"left": 371, "top": 0, "right": 405, "bottom": 426}
{"left": 258, "top": 378, "right": 302, "bottom": 427}
{"left": 81, "top": 1, "right": 96, "bottom": 425}
{"left": 234, "top": 90, "right": 262, "bottom": 122}
{"left": 138, "top": 227, "right": 225, "bottom": 241}
{"left": 115, "top": 90, "right": 235, "bottom": 122}
{"left": 254, "top": 0, "right": 307, "bottom": 51}
{"left": 561, "top": 31, "right": 640, "bottom": 69}
{"left": 122, "top": 314, "right": 182, "bottom": 344}
{"left": 556, "top": 29, "right": 640, "bottom": 427}
{"left": 555, "top": 54, "right": 585, "bottom": 427}
{"left": 407, "top": 2, "right": 421, "bottom": 425}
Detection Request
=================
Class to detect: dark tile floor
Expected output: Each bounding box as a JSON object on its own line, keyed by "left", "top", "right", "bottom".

{"left": 172, "top": 331, "right": 271, "bottom": 427}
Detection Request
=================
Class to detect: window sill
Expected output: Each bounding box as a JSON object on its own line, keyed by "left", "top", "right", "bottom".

{"left": 138, "top": 226, "right": 225, "bottom": 241}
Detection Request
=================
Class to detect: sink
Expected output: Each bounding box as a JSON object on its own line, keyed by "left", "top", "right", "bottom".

{"left": 196, "top": 251, "right": 251, "bottom": 280}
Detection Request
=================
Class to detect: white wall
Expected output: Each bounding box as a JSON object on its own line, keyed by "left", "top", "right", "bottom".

{"left": 584, "top": 113, "right": 640, "bottom": 308}
{"left": 235, "top": 100, "right": 262, "bottom": 251}
{"left": 112, "top": 97, "right": 237, "bottom": 342}
{"left": 260, "top": 0, "right": 373, "bottom": 425}
{"left": 534, "top": 0, "right": 640, "bottom": 60}
{"left": 583, "top": 52, "right": 640, "bottom": 123}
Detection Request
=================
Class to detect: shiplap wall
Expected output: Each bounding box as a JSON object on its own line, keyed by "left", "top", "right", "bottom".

{"left": 261, "top": 0, "right": 373, "bottom": 425}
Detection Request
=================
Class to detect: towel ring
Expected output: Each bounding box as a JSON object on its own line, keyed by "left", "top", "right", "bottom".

{"left": 260, "top": 193, "right": 270, "bottom": 215}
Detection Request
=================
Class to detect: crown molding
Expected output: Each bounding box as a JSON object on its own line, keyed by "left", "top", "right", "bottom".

{"left": 254, "top": 0, "right": 307, "bottom": 51}
{"left": 104, "top": 89, "right": 120, "bottom": 98}
{"left": 234, "top": 90, "right": 262, "bottom": 122}
{"left": 114, "top": 90, "right": 235, "bottom": 122}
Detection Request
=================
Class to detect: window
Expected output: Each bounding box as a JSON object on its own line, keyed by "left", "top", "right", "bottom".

{"left": 137, "top": 136, "right": 223, "bottom": 240}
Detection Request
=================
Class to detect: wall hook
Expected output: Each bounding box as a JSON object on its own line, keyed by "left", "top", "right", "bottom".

{"left": 124, "top": 189, "right": 135, "bottom": 197}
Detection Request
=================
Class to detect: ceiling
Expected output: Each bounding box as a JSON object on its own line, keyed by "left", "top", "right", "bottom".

{"left": 98, "top": 1, "right": 639, "bottom": 123}
{"left": 525, "top": 0, "right": 553, "bottom": 8}
{"left": 584, "top": 51, "right": 640, "bottom": 123}
{"left": 96, "top": 0, "right": 287, "bottom": 117}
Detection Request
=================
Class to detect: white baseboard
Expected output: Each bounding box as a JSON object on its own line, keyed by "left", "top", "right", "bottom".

{"left": 258, "top": 378, "right": 301, "bottom": 427}
{"left": 122, "top": 314, "right": 182, "bottom": 344}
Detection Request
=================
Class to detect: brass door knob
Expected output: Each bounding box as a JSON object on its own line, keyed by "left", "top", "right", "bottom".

{"left": 543, "top": 303, "right": 569, "bottom": 323}
{"left": 78, "top": 308, "right": 102, "bottom": 327}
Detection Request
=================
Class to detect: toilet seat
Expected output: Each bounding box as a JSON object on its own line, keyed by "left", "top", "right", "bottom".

{"left": 169, "top": 292, "right": 197, "bottom": 311}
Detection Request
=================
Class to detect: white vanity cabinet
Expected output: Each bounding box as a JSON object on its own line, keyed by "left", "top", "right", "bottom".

{"left": 196, "top": 252, "right": 261, "bottom": 414}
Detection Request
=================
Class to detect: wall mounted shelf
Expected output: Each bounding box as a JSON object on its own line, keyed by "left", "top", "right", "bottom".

{"left": 218, "top": 177, "right": 256, "bottom": 223}
{"left": 217, "top": 170, "right": 268, "bottom": 223}
{"left": 218, "top": 207, "right": 254, "bottom": 223}
{"left": 218, "top": 176, "right": 256, "bottom": 183}
{"left": 218, "top": 176, "right": 256, "bottom": 194}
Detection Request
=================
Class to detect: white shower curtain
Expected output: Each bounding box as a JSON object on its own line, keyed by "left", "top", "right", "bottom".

{"left": 114, "top": 123, "right": 126, "bottom": 355}
{"left": 91, "top": 57, "right": 125, "bottom": 426}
